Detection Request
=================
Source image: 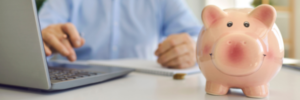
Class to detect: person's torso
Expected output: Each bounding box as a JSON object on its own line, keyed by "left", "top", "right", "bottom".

{"left": 56, "top": 0, "right": 165, "bottom": 60}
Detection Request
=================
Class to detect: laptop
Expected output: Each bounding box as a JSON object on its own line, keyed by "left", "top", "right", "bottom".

{"left": 0, "top": 0, "right": 134, "bottom": 90}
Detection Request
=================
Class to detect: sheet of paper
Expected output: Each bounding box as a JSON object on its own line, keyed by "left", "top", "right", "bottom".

{"left": 48, "top": 59, "right": 200, "bottom": 76}
{"left": 283, "top": 58, "right": 299, "bottom": 64}
{"left": 88, "top": 59, "right": 200, "bottom": 74}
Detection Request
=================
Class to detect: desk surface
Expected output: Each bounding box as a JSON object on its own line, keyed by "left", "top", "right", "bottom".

{"left": 0, "top": 67, "right": 300, "bottom": 100}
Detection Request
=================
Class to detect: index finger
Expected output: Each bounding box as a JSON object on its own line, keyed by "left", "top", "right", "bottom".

{"left": 61, "top": 23, "right": 82, "bottom": 48}
{"left": 155, "top": 34, "right": 189, "bottom": 56}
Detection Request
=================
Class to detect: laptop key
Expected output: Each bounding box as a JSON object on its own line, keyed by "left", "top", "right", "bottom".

{"left": 48, "top": 67, "right": 101, "bottom": 81}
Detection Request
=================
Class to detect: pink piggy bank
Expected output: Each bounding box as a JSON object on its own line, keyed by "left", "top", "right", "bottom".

{"left": 196, "top": 4, "right": 284, "bottom": 98}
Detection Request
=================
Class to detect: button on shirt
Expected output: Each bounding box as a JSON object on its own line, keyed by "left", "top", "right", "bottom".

{"left": 39, "top": 0, "right": 202, "bottom": 60}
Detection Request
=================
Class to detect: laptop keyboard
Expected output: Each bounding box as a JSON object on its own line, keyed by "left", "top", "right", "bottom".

{"left": 48, "top": 67, "right": 102, "bottom": 81}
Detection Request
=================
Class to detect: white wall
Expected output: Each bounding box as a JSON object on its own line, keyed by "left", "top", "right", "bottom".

{"left": 184, "top": 0, "right": 253, "bottom": 24}
{"left": 184, "top": 0, "right": 236, "bottom": 25}
{"left": 184, "top": 0, "right": 205, "bottom": 24}
{"left": 205, "top": 0, "right": 235, "bottom": 9}
{"left": 234, "top": 0, "right": 254, "bottom": 8}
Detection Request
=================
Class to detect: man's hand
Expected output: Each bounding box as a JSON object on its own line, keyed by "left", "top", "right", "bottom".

{"left": 155, "top": 33, "right": 196, "bottom": 69}
{"left": 42, "top": 23, "right": 85, "bottom": 62}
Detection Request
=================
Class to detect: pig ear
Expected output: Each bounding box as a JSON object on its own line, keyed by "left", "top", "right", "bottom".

{"left": 202, "top": 5, "right": 226, "bottom": 28}
{"left": 249, "top": 4, "right": 276, "bottom": 29}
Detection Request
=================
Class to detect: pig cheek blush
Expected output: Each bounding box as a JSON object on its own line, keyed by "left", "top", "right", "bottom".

{"left": 202, "top": 45, "right": 211, "bottom": 55}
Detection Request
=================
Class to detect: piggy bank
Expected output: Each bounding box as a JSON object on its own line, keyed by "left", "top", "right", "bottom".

{"left": 196, "top": 4, "right": 284, "bottom": 98}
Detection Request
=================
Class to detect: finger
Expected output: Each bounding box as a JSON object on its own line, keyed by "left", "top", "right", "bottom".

{"left": 43, "top": 42, "right": 52, "bottom": 56}
{"left": 61, "top": 38, "right": 77, "bottom": 62}
{"left": 163, "top": 53, "right": 186, "bottom": 68}
{"left": 42, "top": 24, "right": 68, "bottom": 40}
{"left": 43, "top": 33, "right": 70, "bottom": 56}
{"left": 61, "top": 23, "right": 82, "bottom": 48}
{"left": 56, "top": 33, "right": 67, "bottom": 40}
{"left": 164, "top": 53, "right": 194, "bottom": 69}
{"left": 162, "top": 57, "right": 181, "bottom": 68}
{"left": 66, "top": 36, "right": 85, "bottom": 49}
{"left": 51, "top": 29, "right": 68, "bottom": 40}
{"left": 80, "top": 37, "right": 85, "bottom": 47}
{"left": 155, "top": 33, "right": 191, "bottom": 56}
{"left": 157, "top": 43, "right": 192, "bottom": 65}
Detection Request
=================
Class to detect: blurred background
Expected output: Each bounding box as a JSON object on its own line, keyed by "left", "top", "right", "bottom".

{"left": 36, "top": 0, "right": 298, "bottom": 60}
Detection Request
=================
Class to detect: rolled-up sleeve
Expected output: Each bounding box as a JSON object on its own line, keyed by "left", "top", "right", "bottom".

{"left": 161, "top": 0, "right": 202, "bottom": 37}
{"left": 38, "top": 0, "right": 72, "bottom": 29}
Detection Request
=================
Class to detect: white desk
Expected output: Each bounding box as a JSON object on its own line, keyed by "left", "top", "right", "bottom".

{"left": 0, "top": 67, "right": 300, "bottom": 100}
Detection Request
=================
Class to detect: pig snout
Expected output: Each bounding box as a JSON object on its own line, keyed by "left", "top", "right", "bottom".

{"left": 211, "top": 33, "right": 264, "bottom": 76}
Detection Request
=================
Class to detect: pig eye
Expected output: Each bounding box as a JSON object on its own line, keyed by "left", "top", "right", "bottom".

{"left": 244, "top": 21, "right": 250, "bottom": 28}
{"left": 227, "top": 21, "right": 233, "bottom": 27}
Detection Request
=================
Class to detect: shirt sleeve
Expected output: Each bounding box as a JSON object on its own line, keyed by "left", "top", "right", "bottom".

{"left": 38, "top": 0, "right": 72, "bottom": 29}
{"left": 160, "top": 0, "right": 202, "bottom": 37}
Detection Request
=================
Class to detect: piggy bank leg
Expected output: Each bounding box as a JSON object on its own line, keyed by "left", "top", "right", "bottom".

{"left": 205, "top": 81, "right": 229, "bottom": 95}
{"left": 242, "top": 84, "right": 268, "bottom": 98}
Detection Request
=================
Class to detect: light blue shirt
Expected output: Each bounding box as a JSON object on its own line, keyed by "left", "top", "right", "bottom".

{"left": 39, "top": 0, "right": 202, "bottom": 60}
